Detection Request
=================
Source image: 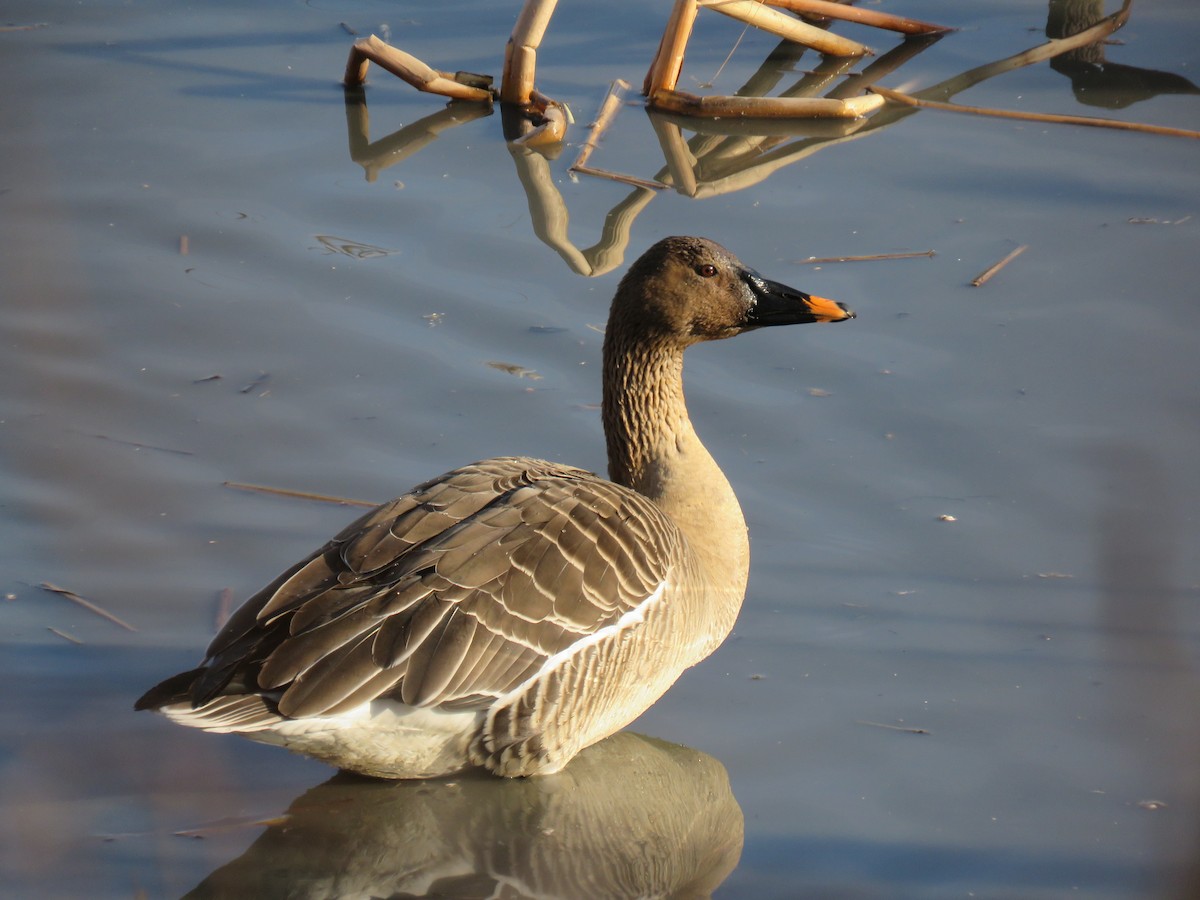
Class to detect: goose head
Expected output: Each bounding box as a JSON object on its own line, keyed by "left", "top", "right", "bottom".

{"left": 609, "top": 235, "right": 854, "bottom": 347}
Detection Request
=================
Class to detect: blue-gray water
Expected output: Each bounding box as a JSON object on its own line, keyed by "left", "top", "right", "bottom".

{"left": 2, "top": 1, "right": 1198, "bottom": 897}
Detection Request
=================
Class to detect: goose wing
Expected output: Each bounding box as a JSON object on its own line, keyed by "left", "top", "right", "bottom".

{"left": 186, "top": 457, "right": 682, "bottom": 719}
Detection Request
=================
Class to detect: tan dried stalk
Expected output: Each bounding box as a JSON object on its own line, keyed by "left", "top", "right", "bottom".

{"left": 768, "top": 0, "right": 950, "bottom": 36}
{"left": 971, "top": 245, "right": 1028, "bottom": 287}
{"left": 343, "top": 35, "right": 493, "bottom": 101}
{"left": 502, "top": 0, "right": 560, "bottom": 104}
{"left": 700, "top": 0, "right": 870, "bottom": 57}
{"left": 869, "top": 85, "right": 1200, "bottom": 140}
{"left": 572, "top": 79, "right": 631, "bottom": 170}
{"left": 650, "top": 88, "right": 883, "bottom": 119}
{"left": 645, "top": 0, "right": 700, "bottom": 95}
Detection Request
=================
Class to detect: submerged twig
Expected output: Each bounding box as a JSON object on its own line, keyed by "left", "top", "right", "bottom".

{"left": 868, "top": 84, "right": 1200, "bottom": 140}
{"left": 174, "top": 815, "right": 290, "bottom": 838}
{"left": 86, "top": 432, "right": 194, "bottom": 456}
{"left": 239, "top": 372, "right": 271, "bottom": 394}
{"left": 222, "top": 481, "right": 377, "bottom": 508}
{"left": 47, "top": 626, "right": 84, "bottom": 645}
{"left": 856, "top": 720, "right": 931, "bottom": 735}
{"left": 971, "top": 245, "right": 1028, "bottom": 287}
{"left": 39, "top": 582, "right": 138, "bottom": 632}
{"left": 572, "top": 166, "right": 667, "bottom": 191}
{"left": 798, "top": 250, "right": 935, "bottom": 264}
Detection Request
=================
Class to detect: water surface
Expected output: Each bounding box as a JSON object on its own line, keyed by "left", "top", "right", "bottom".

{"left": 2, "top": 1, "right": 1199, "bottom": 896}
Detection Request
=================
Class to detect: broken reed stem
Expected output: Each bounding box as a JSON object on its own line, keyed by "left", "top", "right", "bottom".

{"left": 223, "top": 481, "right": 378, "bottom": 508}
{"left": 868, "top": 84, "right": 1200, "bottom": 140}
{"left": 799, "top": 250, "right": 936, "bottom": 263}
{"left": 510, "top": 89, "right": 568, "bottom": 146}
{"left": 700, "top": 0, "right": 870, "bottom": 57}
{"left": 343, "top": 35, "right": 494, "bottom": 101}
{"left": 572, "top": 79, "right": 630, "bottom": 170}
{"left": 650, "top": 88, "right": 883, "bottom": 119}
{"left": 502, "top": 0, "right": 560, "bottom": 104}
{"left": 47, "top": 626, "right": 84, "bottom": 645}
{"left": 971, "top": 245, "right": 1028, "bottom": 286}
{"left": 767, "top": 0, "right": 951, "bottom": 36}
{"left": 39, "top": 582, "right": 138, "bottom": 632}
{"left": 645, "top": 0, "right": 700, "bottom": 95}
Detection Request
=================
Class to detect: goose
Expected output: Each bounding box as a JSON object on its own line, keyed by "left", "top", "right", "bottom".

{"left": 136, "top": 235, "right": 854, "bottom": 779}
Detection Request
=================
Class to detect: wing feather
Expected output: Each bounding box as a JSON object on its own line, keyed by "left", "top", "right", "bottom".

{"left": 194, "top": 457, "right": 683, "bottom": 717}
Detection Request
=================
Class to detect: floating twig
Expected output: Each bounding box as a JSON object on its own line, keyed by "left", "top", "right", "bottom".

{"left": 86, "top": 432, "right": 194, "bottom": 456}
{"left": 856, "top": 720, "right": 931, "bottom": 735}
{"left": 239, "top": 372, "right": 271, "bottom": 394}
{"left": 222, "top": 481, "right": 378, "bottom": 508}
{"left": 971, "top": 244, "right": 1028, "bottom": 287}
{"left": 798, "top": 250, "right": 936, "bottom": 264}
{"left": 868, "top": 84, "right": 1200, "bottom": 140}
{"left": 1128, "top": 215, "right": 1192, "bottom": 225}
{"left": 486, "top": 360, "right": 543, "bottom": 380}
{"left": 47, "top": 626, "right": 84, "bottom": 645}
{"left": 39, "top": 582, "right": 138, "bottom": 632}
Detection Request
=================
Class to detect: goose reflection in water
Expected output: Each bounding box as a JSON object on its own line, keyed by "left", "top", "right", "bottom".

{"left": 185, "top": 732, "right": 742, "bottom": 900}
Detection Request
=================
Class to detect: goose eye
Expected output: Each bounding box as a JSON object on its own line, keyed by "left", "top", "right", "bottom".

{"left": 696, "top": 264, "right": 718, "bottom": 278}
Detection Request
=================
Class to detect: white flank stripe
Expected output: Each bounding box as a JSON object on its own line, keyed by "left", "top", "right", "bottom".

{"left": 490, "top": 578, "right": 668, "bottom": 715}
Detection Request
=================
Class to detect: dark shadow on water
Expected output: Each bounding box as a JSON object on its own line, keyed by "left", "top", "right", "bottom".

{"left": 57, "top": 29, "right": 352, "bottom": 102}
{"left": 1046, "top": 0, "right": 1200, "bottom": 108}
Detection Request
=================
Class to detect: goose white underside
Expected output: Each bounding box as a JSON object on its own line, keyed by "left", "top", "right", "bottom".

{"left": 158, "top": 697, "right": 485, "bottom": 779}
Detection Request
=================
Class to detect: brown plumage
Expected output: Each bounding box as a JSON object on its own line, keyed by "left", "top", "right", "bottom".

{"left": 136, "top": 236, "right": 854, "bottom": 778}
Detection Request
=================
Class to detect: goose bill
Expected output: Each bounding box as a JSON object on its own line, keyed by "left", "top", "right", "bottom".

{"left": 741, "top": 271, "right": 855, "bottom": 325}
